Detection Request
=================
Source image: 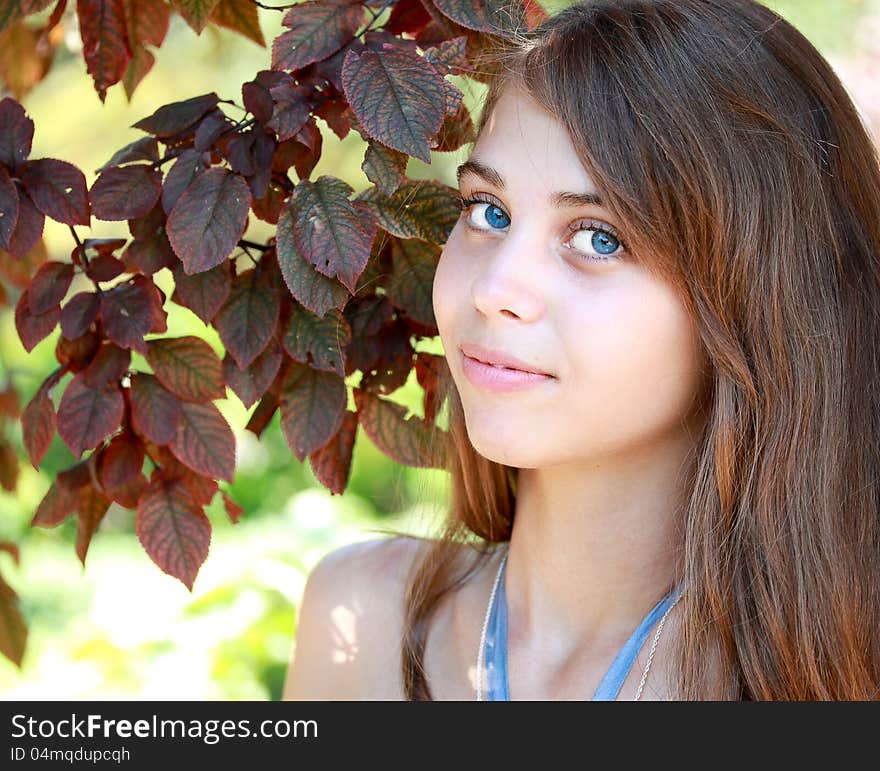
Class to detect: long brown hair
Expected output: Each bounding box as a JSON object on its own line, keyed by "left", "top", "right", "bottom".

{"left": 398, "top": 0, "right": 880, "bottom": 700}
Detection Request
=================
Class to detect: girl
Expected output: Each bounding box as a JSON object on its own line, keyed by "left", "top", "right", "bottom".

{"left": 284, "top": 0, "right": 880, "bottom": 700}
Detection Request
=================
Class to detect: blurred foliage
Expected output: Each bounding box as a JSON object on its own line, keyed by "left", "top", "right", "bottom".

{"left": 0, "top": 0, "right": 877, "bottom": 699}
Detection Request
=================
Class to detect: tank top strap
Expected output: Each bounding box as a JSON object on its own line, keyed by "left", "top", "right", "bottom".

{"left": 482, "top": 550, "right": 685, "bottom": 701}
{"left": 590, "top": 581, "right": 685, "bottom": 700}
{"left": 483, "top": 552, "right": 510, "bottom": 700}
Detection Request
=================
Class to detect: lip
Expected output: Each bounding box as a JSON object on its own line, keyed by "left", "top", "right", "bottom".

{"left": 461, "top": 350, "right": 555, "bottom": 393}
{"left": 459, "top": 343, "right": 553, "bottom": 376}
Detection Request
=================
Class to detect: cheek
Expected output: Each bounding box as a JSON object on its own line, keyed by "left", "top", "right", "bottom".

{"left": 433, "top": 235, "right": 468, "bottom": 338}
{"left": 566, "top": 286, "right": 705, "bottom": 439}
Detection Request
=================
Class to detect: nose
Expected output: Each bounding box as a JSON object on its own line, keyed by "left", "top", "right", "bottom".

{"left": 470, "top": 228, "right": 547, "bottom": 321}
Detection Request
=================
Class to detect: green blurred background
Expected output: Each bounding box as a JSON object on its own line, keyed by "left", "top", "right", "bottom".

{"left": 0, "top": 0, "right": 878, "bottom": 700}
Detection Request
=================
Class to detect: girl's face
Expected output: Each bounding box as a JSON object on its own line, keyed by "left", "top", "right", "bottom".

{"left": 433, "top": 86, "right": 709, "bottom": 468}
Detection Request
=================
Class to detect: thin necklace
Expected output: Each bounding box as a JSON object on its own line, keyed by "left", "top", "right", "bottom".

{"left": 475, "top": 549, "right": 683, "bottom": 701}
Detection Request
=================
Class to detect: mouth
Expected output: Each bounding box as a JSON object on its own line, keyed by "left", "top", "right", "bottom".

{"left": 459, "top": 343, "right": 554, "bottom": 377}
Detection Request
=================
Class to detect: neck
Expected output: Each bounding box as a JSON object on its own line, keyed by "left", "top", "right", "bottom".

{"left": 503, "top": 431, "right": 694, "bottom": 664}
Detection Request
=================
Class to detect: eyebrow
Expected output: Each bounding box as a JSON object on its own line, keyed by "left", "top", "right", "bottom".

{"left": 456, "top": 157, "right": 605, "bottom": 208}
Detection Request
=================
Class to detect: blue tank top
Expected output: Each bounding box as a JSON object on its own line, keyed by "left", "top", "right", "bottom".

{"left": 483, "top": 551, "right": 685, "bottom": 700}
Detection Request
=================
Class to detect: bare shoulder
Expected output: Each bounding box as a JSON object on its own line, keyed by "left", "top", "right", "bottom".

{"left": 282, "top": 535, "right": 432, "bottom": 701}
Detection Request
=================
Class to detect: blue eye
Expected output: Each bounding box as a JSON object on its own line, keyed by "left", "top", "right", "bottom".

{"left": 461, "top": 198, "right": 510, "bottom": 230}
{"left": 455, "top": 192, "right": 627, "bottom": 264}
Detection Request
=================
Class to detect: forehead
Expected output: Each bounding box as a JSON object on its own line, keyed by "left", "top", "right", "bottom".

{"left": 465, "top": 87, "right": 598, "bottom": 196}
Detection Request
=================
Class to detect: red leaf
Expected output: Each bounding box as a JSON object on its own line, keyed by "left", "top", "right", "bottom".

{"left": 4, "top": 182, "right": 44, "bottom": 258}
{"left": 27, "top": 260, "right": 74, "bottom": 315}
{"left": 98, "top": 429, "right": 145, "bottom": 490}
{"left": 136, "top": 474, "right": 210, "bottom": 591}
{"left": 75, "top": 483, "right": 113, "bottom": 566}
{"left": 279, "top": 361, "right": 347, "bottom": 462}
{"left": 90, "top": 165, "right": 162, "bottom": 220}
{"left": 361, "top": 141, "right": 407, "bottom": 197}
{"left": 141, "top": 275, "right": 168, "bottom": 333}
{"left": 0, "top": 573, "right": 27, "bottom": 668}
{"left": 214, "top": 267, "right": 280, "bottom": 369}
{"left": 146, "top": 336, "right": 225, "bottom": 402}
{"left": 81, "top": 342, "right": 131, "bottom": 388}
{"left": 271, "top": 0, "right": 364, "bottom": 71}
{"left": 0, "top": 542, "right": 20, "bottom": 564}
{"left": 14, "top": 286, "right": 60, "bottom": 353}
{"left": 97, "top": 135, "right": 160, "bottom": 172}
{"left": 21, "top": 366, "right": 63, "bottom": 468}
{"left": 0, "top": 383, "right": 20, "bottom": 419}
{"left": 172, "top": 0, "right": 222, "bottom": 34}
{"left": 160, "top": 148, "right": 207, "bottom": 214}
{"left": 222, "top": 336, "right": 283, "bottom": 409}
{"left": 385, "top": 0, "right": 431, "bottom": 35}
{"left": 85, "top": 254, "right": 126, "bottom": 282}
{"left": 308, "top": 407, "right": 357, "bottom": 495}
{"left": 222, "top": 490, "right": 243, "bottom": 523}
{"left": 19, "top": 158, "right": 90, "bottom": 226}
{"left": 0, "top": 97, "right": 34, "bottom": 169}
{"left": 354, "top": 178, "right": 460, "bottom": 242}
{"left": 386, "top": 237, "right": 439, "bottom": 327}
{"left": 55, "top": 329, "right": 101, "bottom": 372}
{"left": 0, "top": 440, "right": 19, "bottom": 491}
{"left": 430, "top": 0, "right": 531, "bottom": 33}
{"left": 354, "top": 387, "right": 445, "bottom": 468}
{"left": 266, "top": 83, "right": 311, "bottom": 142}
{"left": 77, "top": 0, "right": 132, "bottom": 101}
{"left": 99, "top": 280, "right": 153, "bottom": 354}
{"left": 60, "top": 291, "right": 100, "bottom": 339}
{"left": 415, "top": 350, "right": 446, "bottom": 424}
{"left": 288, "top": 175, "right": 376, "bottom": 293}
{"left": 168, "top": 400, "right": 236, "bottom": 482}
{"left": 56, "top": 374, "right": 125, "bottom": 457}
{"left": 341, "top": 46, "right": 446, "bottom": 164}
{"left": 276, "top": 207, "right": 349, "bottom": 317}
{"left": 31, "top": 477, "right": 77, "bottom": 527}
{"left": 166, "top": 167, "right": 251, "bottom": 275}
{"left": 282, "top": 302, "right": 350, "bottom": 377}
{"left": 170, "top": 259, "right": 231, "bottom": 324}
{"left": 132, "top": 92, "right": 219, "bottom": 138}
{"left": 0, "top": 165, "right": 19, "bottom": 250}
{"left": 209, "top": 0, "right": 264, "bottom": 45}
{"left": 129, "top": 371, "right": 182, "bottom": 445}
{"left": 121, "top": 0, "right": 170, "bottom": 98}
